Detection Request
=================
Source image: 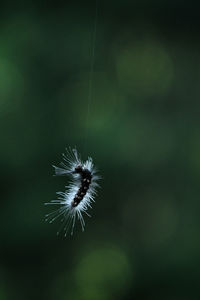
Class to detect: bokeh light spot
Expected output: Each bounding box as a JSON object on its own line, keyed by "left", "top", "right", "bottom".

{"left": 115, "top": 39, "right": 174, "bottom": 97}
{"left": 0, "top": 56, "right": 25, "bottom": 114}
{"left": 75, "top": 245, "right": 132, "bottom": 300}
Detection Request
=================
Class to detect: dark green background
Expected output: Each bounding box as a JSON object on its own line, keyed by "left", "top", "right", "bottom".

{"left": 1, "top": 1, "right": 200, "bottom": 299}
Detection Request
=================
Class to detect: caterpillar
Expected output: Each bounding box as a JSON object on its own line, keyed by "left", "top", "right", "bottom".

{"left": 45, "top": 148, "right": 100, "bottom": 236}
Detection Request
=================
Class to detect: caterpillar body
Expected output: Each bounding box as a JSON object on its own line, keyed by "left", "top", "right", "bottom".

{"left": 45, "top": 148, "right": 100, "bottom": 235}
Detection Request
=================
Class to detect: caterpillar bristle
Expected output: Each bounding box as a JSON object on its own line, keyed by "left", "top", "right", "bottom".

{"left": 46, "top": 148, "right": 100, "bottom": 235}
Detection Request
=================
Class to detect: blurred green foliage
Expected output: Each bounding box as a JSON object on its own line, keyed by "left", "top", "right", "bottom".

{"left": 0, "top": 1, "right": 200, "bottom": 299}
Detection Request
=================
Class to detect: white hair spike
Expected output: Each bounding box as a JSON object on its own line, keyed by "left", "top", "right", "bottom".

{"left": 46, "top": 148, "right": 100, "bottom": 235}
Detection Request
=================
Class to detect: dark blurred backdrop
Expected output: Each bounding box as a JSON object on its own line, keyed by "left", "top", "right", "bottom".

{"left": 0, "top": 1, "right": 200, "bottom": 299}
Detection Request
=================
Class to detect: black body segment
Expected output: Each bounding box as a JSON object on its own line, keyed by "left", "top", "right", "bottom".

{"left": 72, "top": 166, "right": 92, "bottom": 207}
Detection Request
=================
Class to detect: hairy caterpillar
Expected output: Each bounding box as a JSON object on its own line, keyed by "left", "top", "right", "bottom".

{"left": 45, "top": 148, "right": 100, "bottom": 235}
